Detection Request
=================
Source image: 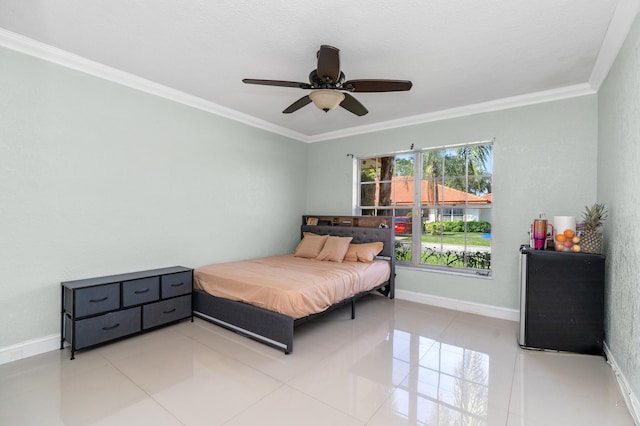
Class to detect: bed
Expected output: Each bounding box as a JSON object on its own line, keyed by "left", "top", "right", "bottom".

{"left": 192, "top": 220, "right": 395, "bottom": 354}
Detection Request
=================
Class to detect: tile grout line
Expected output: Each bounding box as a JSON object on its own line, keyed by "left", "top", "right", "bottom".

{"left": 99, "top": 346, "right": 188, "bottom": 425}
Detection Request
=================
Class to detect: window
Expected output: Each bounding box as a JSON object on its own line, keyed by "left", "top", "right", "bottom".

{"left": 357, "top": 142, "right": 492, "bottom": 275}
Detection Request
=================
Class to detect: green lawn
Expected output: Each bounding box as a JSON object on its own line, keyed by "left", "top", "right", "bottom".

{"left": 395, "top": 232, "right": 492, "bottom": 269}
{"left": 398, "top": 232, "right": 491, "bottom": 247}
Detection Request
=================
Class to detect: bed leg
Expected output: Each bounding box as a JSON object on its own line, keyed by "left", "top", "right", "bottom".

{"left": 351, "top": 300, "right": 356, "bottom": 320}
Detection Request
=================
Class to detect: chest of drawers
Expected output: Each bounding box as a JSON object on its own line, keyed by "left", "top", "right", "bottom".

{"left": 61, "top": 266, "right": 193, "bottom": 359}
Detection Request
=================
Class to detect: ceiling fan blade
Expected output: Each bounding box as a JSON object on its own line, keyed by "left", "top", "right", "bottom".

{"left": 243, "top": 79, "right": 312, "bottom": 89}
{"left": 340, "top": 93, "right": 368, "bottom": 116}
{"left": 283, "top": 95, "right": 312, "bottom": 114}
{"left": 317, "top": 45, "right": 340, "bottom": 84}
{"left": 344, "top": 79, "right": 413, "bottom": 92}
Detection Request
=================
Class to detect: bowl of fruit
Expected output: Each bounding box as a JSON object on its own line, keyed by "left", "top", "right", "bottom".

{"left": 555, "top": 229, "right": 581, "bottom": 252}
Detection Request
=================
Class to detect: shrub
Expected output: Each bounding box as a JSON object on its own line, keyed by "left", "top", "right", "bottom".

{"left": 424, "top": 222, "right": 445, "bottom": 235}
{"left": 423, "top": 220, "right": 491, "bottom": 234}
{"left": 467, "top": 221, "right": 491, "bottom": 233}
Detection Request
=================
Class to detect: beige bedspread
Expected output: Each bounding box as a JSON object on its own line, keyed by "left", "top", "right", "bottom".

{"left": 194, "top": 254, "right": 391, "bottom": 319}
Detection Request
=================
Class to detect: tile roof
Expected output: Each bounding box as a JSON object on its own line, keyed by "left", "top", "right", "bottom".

{"left": 388, "top": 176, "right": 491, "bottom": 206}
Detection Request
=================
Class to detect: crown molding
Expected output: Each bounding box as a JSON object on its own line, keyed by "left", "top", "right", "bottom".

{"left": 307, "top": 83, "right": 596, "bottom": 142}
{"left": 0, "top": 28, "right": 308, "bottom": 142}
{"left": 589, "top": 0, "right": 640, "bottom": 91}
{"left": 0, "top": 26, "right": 618, "bottom": 144}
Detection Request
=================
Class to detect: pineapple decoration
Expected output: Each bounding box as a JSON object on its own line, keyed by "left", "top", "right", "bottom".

{"left": 580, "top": 203, "right": 608, "bottom": 254}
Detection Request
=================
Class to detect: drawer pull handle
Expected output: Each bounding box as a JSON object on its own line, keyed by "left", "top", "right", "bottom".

{"left": 90, "top": 297, "right": 109, "bottom": 303}
{"left": 134, "top": 289, "right": 150, "bottom": 294}
{"left": 163, "top": 308, "right": 177, "bottom": 314}
{"left": 170, "top": 282, "right": 184, "bottom": 287}
{"left": 102, "top": 323, "right": 120, "bottom": 331}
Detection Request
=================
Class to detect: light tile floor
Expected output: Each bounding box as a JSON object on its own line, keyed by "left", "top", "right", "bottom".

{"left": 0, "top": 295, "right": 634, "bottom": 425}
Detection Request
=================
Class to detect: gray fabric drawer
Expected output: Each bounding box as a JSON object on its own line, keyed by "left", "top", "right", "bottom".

{"left": 123, "top": 276, "right": 159, "bottom": 307}
{"left": 74, "top": 307, "right": 141, "bottom": 349}
{"left": 161, "top": 271, "right": 192, "bottom": 298}
{"left": 143, "top": 295, "right": 191, "bottom": 329}
{"left": 74, "top": 283, "right": 120, "bottom": 317}
{"left": 61, "top": 266, "right": 193, "bottom": 359}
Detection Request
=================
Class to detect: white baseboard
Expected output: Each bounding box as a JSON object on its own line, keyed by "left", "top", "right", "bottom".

{"left": 0, "top": 334, "right": 61, "bottom": 365}
{"left": 395, "top": 289, "right": 520, "bottom": 322}
{"left": 604, "top": 342, "right": 640, "bottom": 425}
{"left": 0, "top": 293, "right": 517, "bottom": 365}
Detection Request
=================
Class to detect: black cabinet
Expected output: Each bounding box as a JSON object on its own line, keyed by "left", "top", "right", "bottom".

{"left": 518, "top": 246, "right": 605, "bottom": 355}
{"left": 61, "top": 266, "right": 193, "bottom": 359}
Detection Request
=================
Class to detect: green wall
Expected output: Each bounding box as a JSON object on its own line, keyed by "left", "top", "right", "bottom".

{"left": 306, "top": 96, "right": 599, "bottom": 310}
{"left": 598, "top": 13, "right": 640, "bottom": 410}
{"left": 2, "top": 30, "right": 629, "bottom": 386}
{"left": 0, "top": 47, "right": 308, "bottom": 348}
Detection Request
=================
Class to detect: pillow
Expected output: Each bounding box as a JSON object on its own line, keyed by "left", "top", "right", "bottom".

{"left": 344, "top": 242, "right": 384, "bottom": 263}
{"left": 294, "top": 232, "right": 329, "bottom": 258}
{"left": 315, "top": 236, "right": 353, "bottom": 262}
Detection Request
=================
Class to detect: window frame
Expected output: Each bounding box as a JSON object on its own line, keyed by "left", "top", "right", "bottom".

{"left": 355, "top": 141, "right": 493, "bottom": 277}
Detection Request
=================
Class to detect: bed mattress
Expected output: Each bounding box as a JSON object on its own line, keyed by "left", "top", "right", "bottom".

{"left": 194, "top": 254, "right": 391, "bottom": 319}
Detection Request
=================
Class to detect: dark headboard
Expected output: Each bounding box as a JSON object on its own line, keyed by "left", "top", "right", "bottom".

{"left": 300, "top": 225, "right": 394, "bottom": 259}
{"left": 300, "top": 221, "right": 396, "bottom": 297}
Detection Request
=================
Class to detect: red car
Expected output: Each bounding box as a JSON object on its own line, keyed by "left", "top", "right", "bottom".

{"left": 394, "top": 217, "right": 413, "bottom": 234}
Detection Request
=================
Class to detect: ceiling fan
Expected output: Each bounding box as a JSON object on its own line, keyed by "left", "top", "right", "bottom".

{"left": 242, "top": 45, "right": 412, "bottom": 116}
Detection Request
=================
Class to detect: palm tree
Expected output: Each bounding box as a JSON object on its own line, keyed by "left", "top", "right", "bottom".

{"left": 460, "top": 144, "right": 491, "bottom": 173}
{"left": 421, "top": 144, "right": 491, "bottom": 226}
{"left": 457, "top": 145, "right": 492, "bottom": 196}
{"left": 423, "top": 150, "right": 445, "bottom": 221}
{"left": 378, "top": 157, "right": 394, "bottom": 213}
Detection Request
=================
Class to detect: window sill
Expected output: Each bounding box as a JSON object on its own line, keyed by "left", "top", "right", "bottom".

{"left": 395, "top": 263, "right": 493, "bottom": 280}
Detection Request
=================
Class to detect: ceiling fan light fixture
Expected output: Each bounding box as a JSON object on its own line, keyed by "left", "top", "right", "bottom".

{"left": 309, "top": 89, "right": 345, "bottom": 112}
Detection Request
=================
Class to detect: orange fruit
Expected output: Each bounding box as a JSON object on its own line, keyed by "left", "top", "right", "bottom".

{"left": 555, "top": 234, "right": 566, "bottom": 242}
{"left": 563, "top": 229, "right": 575, "bottom": 238}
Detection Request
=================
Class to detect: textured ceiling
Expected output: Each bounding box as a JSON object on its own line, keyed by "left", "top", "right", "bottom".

{"left": 0, "top": 0, "right": 630, "bottom": 141}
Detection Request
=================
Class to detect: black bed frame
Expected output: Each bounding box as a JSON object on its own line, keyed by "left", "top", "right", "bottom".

{"left": 192, "top": 221, "right": 395, "bottom": 354}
